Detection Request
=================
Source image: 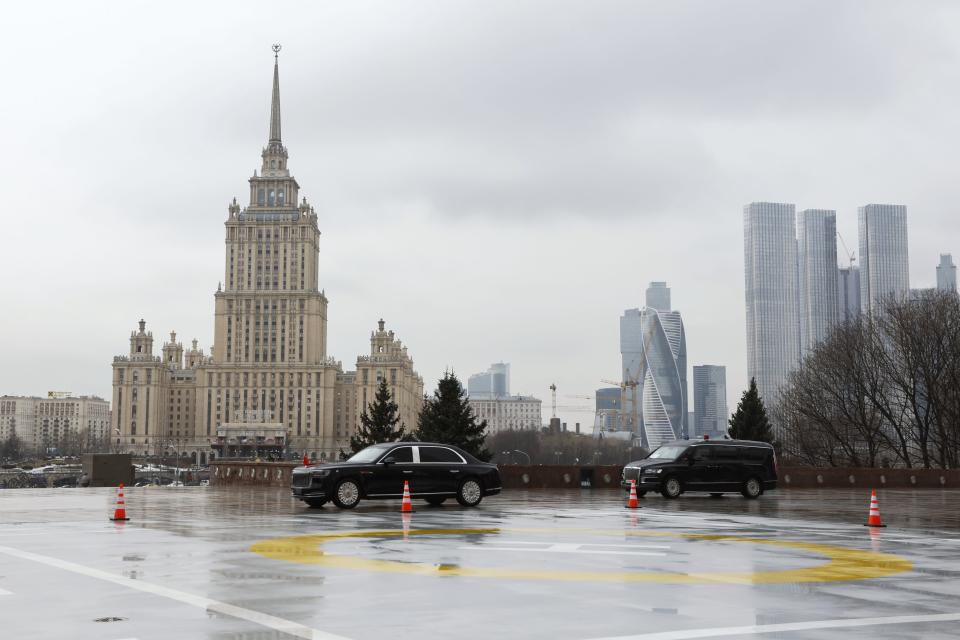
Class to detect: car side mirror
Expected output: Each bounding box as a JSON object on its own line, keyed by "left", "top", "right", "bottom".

{"left": 382, "top": 456, "right": 396, "bottom": 465}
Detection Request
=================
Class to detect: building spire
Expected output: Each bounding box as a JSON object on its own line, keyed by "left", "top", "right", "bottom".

{"left": 269, "top": 44, "right": 282, "bottom": 144}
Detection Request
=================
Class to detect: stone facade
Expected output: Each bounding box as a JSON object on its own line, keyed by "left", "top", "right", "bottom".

{"left": 110, "top": 52, "right": 423, "bottom": 463}
{"left": 0, "top": 393, "right": 110, "bottom": 452}
{"left": 469, "top": 395, "right": 542, "bottom": 434}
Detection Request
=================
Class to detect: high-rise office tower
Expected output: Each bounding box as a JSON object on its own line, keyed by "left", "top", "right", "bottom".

{"left": 858, "top": 204, "right": 909, "bottom": 313}
{"left": 639, "top": 283, "right": 687, "bottom": 447}
{"left": 797, "top": 209, "right": 839, "bottom": 353}
{"left": 620, "top": 282, "right": 687, "bottom": 446}
{"left": 645, "top": 282, "right": 671, "bottom": 312}
{"left": 838, "top": 266, "right": 861, "bottom": 322}
{"left": 744, "top": 202, "right": 800, "bottom": 407}
{"left": 467, "top": 363, "right": 510, "bottom": 399}
{"left": 937, "top": 254, "right": 957, "bottom": 293}
{"left": 692, "top": 365, "right": 727, "bottom": 438}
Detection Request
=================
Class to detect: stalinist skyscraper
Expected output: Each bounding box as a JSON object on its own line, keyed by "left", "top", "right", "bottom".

{"left": 111, "top": 48, "right": 423, "bottom": 463}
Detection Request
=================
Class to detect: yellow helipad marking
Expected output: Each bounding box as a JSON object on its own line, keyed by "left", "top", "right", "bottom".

{"left": 250, "top": 527, "right": 912, "bottom": 584}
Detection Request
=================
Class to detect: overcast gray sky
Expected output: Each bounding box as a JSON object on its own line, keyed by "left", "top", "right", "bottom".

{"left": 2, "top": 1, "right": 959, "bottom": 427}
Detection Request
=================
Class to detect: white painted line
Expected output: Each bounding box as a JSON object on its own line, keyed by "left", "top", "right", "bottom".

{"left": 471, "top": 540, "right": 671, "bottom": 550}
{"left": 460, "top": 544, "right": 667, "bottom": 557}
{"left": 585, "top": 612, "right": 960, "bottom": 640}
{"left": 0, "top": 587, "right": 12, "bottom": 595}
{"left": 0, "top": 545, "right": 351, "bottom": 640}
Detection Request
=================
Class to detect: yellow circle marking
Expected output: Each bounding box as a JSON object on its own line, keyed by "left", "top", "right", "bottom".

{"left": 250, "top": 527, "right": 912, "bottom": 584}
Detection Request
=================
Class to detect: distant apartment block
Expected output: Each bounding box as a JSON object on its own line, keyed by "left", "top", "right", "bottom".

{"left": 937, "top": 254, "right": 957, "bottom": 293}
{"left": 467, "top": 362, "right": 510, "bottom": 399}
{"left": 0, "top": 393, "right": 110, "bottom": 451}
{"left": 469, "top": 395, "right": 542, "bottom": 434}
{"left": 797, "top": 209, "right": 839, "bottom": 353}
{"left": 744, "top": 202, "right": 800, "bottom": 406}
{"left": 692, "top": 365, "right": 728, "bottom": 438}
{"left": 858, "top": 204, "right": 909, "bottom": 313}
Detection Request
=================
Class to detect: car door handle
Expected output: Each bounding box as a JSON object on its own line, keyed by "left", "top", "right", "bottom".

{"left": 403, "top": 470, "right": 414, "bottom": 474}
{"left": 450, "top": 470, "right": 460, "bottom": 473}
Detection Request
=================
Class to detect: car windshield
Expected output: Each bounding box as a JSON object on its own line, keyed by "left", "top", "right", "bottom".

{"left": 346, "top": 444, "right": 391, "bottom": 463}
{"left": 646, "top": 446, "right": 688, "bottom": 460}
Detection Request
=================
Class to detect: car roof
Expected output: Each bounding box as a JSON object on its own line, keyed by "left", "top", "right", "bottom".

{"left": 663, "top": 439, "right": 774, "bottom": 448}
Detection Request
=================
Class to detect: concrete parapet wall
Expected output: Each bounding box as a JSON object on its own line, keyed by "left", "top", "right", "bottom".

{"left": 779, "top": 466, "right": 960, "bottom": 489}
{"left": 209, "top": 461, "right": 960, "bottom": 490}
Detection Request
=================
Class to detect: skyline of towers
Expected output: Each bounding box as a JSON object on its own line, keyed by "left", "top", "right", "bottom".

{"left": 858, "top": 204, "right": 910, "bottom": 313}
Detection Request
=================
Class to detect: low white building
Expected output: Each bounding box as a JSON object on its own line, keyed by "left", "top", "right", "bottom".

{"left": 0, "top": 393, "right": 111, "bottom": 452}
{"left": 469, "top": 395, "right": 542, "bottom": 434}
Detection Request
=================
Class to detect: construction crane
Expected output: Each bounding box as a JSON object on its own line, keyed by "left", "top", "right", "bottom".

{"left": 600, "top": 376, "right": 640, "bottom": 435}
{"left": 565, "top": 394, "right": 594, "bottom": 401}
{"left": 837, "top": 231, "right": 856, "bottom": 268}
{"left": 549, "top": 383, "right": 557, "bottom": 419}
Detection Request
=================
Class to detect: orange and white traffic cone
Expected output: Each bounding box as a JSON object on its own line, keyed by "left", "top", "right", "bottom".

{"left": 863, "top": 489, "right": 886, "bottom": 528}
{"left": 401, "top": 480, "right": 414, "bottom": 513}
{"left": 625, "top": 479, "right": 640, "bottom": 509}
{"left": 111, "top": 483, "right": 130, "bottom": 522}
{"left": 401, "top": 511, "right": 412, "bottom": 540}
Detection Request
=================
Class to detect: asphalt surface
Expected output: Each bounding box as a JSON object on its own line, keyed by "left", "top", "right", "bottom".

{"left": 0, "top": 487, "right": 958, "bottom": 640}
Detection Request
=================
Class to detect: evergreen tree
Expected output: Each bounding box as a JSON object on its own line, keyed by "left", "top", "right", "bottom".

{"left": 728, "top": 377, "right": 775, "bottom": 443}
{"left": 342, "top": 378, "right": 406, "bottom": 458}
{"left": 416, "top": 371, "right": 491, "bottom": 461}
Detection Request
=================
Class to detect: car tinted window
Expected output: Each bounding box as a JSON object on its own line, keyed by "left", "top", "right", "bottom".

{"left": 419, "top": 446, "right": 464, "bottom": 463}
{"left": 648, "top": 446, "right": 688, "bottom": 460}
{"left": 347, "top": 444, "right": 391, "bottom": 463}
{"left": 715, "top": 446, "right": 739, "bottom": 461}
{"left": 691, "top": 446, "right": 713, "bottom": 460}
{"left": 386, "top": 447, "right": 413, "bottom": 463}
{"left": 742, "top": 447, "right": 769, "bottom": 462}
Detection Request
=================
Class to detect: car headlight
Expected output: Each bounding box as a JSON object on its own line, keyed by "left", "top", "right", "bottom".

{"left": 314, "top": 469, "right": 331, "bottom": 478}
{"left": 644, "top": 468, "right": 663, "bottom": 474}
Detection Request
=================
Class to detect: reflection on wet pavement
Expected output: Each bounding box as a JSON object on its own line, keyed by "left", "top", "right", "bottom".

{"left": 0, "top": 487, "right": 957, "bottom": 639}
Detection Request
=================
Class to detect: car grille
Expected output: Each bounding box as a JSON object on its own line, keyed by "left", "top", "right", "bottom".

{"left": 291, "top": 473, "right": 312, "bottom": 488}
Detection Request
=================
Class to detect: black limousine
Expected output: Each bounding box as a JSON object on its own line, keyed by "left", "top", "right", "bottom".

{"left": 291, "top": 442, "right": 502, "bottom": 509}
{"left": 621, "top": 438, "right": 778, "bottom": 499}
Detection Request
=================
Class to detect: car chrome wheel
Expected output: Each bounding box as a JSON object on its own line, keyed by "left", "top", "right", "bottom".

{"left": 742, "top": 477, "right": 762, "bottom": 499}
{"left": 661, "top": 477, "right": 682, "bottom": 499}
{"left": 333, "top": 479, "right": 360, "bottom": 508}
{"left": 457, "top": 478, "right": 483, "bottom": 507}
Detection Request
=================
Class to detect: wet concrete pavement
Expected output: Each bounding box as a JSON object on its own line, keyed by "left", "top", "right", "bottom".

{"left": 0, "top": 488, "right": 958, "bottom": 640}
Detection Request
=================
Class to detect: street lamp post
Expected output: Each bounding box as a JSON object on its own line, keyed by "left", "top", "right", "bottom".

{"left": 554, "top": 450, "right": 562, "bottom": 465}
{"left": 513, "top": 449, "right": 531, "bottom": 465}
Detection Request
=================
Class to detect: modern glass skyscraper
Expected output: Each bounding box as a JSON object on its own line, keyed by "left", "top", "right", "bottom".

{"left": 744, "top": 202, "right": 800, "bottom": 407}
{"left": 620, "top": 283, "right": 687, "bottom": 447}
{"left": 638, "top": 303, "right": 687, "bottom": 448}
{"left": 645, "top": 282, "right": 671, "bottom": 311}
{"left": 937, "top": 254, "right": 957, "bottom": 293}
{"left": 797, "top": 209, "right": 839, "bottom": 353}
{"left": 467, "top": 362, "right": 510, "bottom": 399}
{"left": 838, "top": 266, "right": 861, "bottom": 321}
{"left": 692, "top": 365, "right": 727, "bottom": 438}
{"left": 858, "top": 204, "right": 909, "bottom": 313}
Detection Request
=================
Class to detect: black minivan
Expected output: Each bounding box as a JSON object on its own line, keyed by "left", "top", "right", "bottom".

{"left": 621, "top": 438, "right": 777, "bottom": 499}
